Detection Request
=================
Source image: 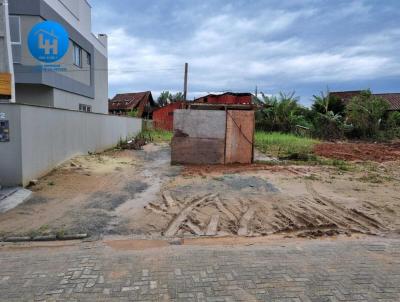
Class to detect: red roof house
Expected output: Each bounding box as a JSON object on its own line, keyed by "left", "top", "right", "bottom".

{"left": 330, "top": 91, "right": 400, "bottom": 111}
{"left": 152, "top": 92, "right": 254, "bottom": 131}
{"left": 109, "top": 91, "right": 157, "bottom": 118}
{"left": 194, "top": 92, "right": 252, "bottom": 105}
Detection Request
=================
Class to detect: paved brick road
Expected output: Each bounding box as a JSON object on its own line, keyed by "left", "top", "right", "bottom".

{"left": 0, "top": 237, "right": 399, "bottom": 302}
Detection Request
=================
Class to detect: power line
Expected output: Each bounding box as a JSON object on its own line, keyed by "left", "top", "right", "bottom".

{"left": 14, "top": 67, "right": 183, "bottom": 73}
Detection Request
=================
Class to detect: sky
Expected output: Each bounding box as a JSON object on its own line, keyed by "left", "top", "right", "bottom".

{"left": 90, "top": 0, "right": 400, "bottom": 106}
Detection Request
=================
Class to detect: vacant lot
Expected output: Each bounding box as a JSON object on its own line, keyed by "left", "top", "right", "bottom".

{"left": 0, "top": 139, "right": 399, "bottom": 240}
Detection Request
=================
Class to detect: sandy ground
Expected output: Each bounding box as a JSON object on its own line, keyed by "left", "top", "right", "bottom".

{"left": 0, "top": 143, "right": 399, "bottom": 240}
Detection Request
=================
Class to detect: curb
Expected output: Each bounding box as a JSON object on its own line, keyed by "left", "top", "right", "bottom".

{"left": 0, "top": 234, "right": 88, "bottom": 243}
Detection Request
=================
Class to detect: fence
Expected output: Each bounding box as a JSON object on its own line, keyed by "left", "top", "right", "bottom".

{"left": 0, "top": 103, "right": 142, "bottom": 186}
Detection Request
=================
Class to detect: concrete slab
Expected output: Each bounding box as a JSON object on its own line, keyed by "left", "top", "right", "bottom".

{"left": 0, "top": 187, "right": 32, "bottom": 213}
{"left": 174, "top": 110, "right": 226, "bottom": 139}
{"left": 171, "top": 137, "right": 225, "bottom": 164}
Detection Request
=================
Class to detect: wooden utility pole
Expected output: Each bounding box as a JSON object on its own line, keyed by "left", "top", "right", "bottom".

{"left": 183, "top": 63, "right": 188, "bottom": 101}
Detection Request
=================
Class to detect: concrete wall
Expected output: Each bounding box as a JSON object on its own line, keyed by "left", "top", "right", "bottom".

{"left": 172, "top": 110, "right": 227, "bottom": 165}
{"left": 93, "top": 48, "right": 108, "bottom": 114}
{"left": 0, "top": 103, "right": 142, "bottom": 187}
{"left": 0, "top": 104, "right": 23, "bottom": 186}
{"left": 171, "top": 109, "right": 255, "bottom": 165}
{"left": 173, "top": 110, "right": 226, "bottom": 139}
{"left": 15, "top": 84, "right": 54, "bottom": 107}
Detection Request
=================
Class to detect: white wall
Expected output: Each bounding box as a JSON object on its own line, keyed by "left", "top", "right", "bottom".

{"left": 0, "top": 103, "right": 142, "bottom": 186}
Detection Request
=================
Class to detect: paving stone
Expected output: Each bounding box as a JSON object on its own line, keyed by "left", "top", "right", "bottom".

{"left": 0, "top": 238, "right": 400, "bottom": 301}
{"left": 121, "top": 286, "right": 139, "bottom": 292}
{"left": 86, "top": 279, "right": 97, "bottom": 288}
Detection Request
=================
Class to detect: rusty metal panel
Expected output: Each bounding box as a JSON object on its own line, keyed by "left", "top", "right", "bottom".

{"left": 225, "top": 110, "right": 254, "bottom": 164}
{"left": 171, "top": 137, "right": 225, "bottom": 165}
{"left": 153, "top": 102, "right": 186, "bottom": 131}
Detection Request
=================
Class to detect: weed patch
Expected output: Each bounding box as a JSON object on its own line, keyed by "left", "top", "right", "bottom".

{"left": 255, "top": 132, "right": 319, "bottom": 160}
{"left": 142, "top": 129, "right": 173, "bottom": 143}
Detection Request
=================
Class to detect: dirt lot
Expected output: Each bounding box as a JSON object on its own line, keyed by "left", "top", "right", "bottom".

{"left": 314, "top": 141, "right": 400, "bottom": 162}
{"left": 0, "top": 143, "right": 399, "bottom": 240}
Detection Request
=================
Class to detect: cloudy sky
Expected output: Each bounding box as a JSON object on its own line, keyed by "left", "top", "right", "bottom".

{"left": 90, "top": 0, "right": 400, "bottom": 106}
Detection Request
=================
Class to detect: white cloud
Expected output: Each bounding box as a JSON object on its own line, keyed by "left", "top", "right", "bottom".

{"left": 107, "top": 28, "right": 182, "bottom": 87}
{"left": 100, "top": 2, "right": 400, "bottom": 99}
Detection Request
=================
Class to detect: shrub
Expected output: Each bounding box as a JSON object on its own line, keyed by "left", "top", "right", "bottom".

{"left": 346, "top": 90, "right": 389, "bottom": 139}
{"left": 312, "top": 112, "right": 344, "bottom": 140}
{"left": 312, "top": 90, "right": 345, "bottom": 116}
{"left": 127, "top": 109, "right": 138, "bottom": 118}
{"left": 255, "top": 132, "right": 319, "bottom": 160}
{"left": 386, "top": 111, "right": 400, "bottom": 128}
{"left": 255, "top": 92, "right": 307, "bottom": 133}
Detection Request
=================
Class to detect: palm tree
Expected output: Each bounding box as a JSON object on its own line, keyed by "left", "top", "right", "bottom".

{"left": 171, "top": 92, "right": 185, "bottom": 102}
{"left": 257, "top": 92, "right": 304, "bottom": 132}
{"left": 312, "top": 90, "right": 345, "bottom": 116}
{"left": 157, "top": 91, "right": 172, "bottom": 107}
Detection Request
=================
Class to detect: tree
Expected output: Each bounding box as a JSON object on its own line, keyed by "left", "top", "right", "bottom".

{"left": 346, "top": 90, "right": 389, "bottom": 138}
{"left": 171, "top": 92, "right": 185, "bottom": 102}
{"left": 386, "top": 111, "right": 400, "bottom": 128}
{"left": 384, "top": 111, "right": 400, "bottom": 139}
{"left": 312, "top": 90, "right": 345, "bottom": 116}
{"left": 157, "top": 91, "right": 172, "bottom": 107}
{"left": 256, "top": 92, "right": 308, "bottom": 132}
{"left": 313, "top": 111, "right": 344, "bottom": 140}
{"left": 157, "top": 91, "right": 185, "bottom": 106}
{"left": 310, "top": 90, "right": 345, "bottom": 140}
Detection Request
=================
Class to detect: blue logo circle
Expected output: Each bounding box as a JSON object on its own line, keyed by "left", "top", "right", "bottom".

{"left": 28, "top": 20, "right": 69, "bottom": 63}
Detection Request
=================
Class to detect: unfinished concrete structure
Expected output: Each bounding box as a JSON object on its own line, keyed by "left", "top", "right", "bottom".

{"left": 172, "top": 105, "right": 255, "bottom": 165}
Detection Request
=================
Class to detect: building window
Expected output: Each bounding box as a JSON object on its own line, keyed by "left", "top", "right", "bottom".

{"left": 79, "top": 104, "right": 92, "bottom": 112}
{"left": 86, "top": 53, "right": 91, "bottom": 65}
{"left": 73, "top": 43, "right": 82, "bottom": 67}
{"left": 9, "top": 16, "right": 21, "bottom": 63}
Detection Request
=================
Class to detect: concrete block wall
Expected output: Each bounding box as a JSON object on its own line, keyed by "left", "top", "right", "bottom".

{"left": 171, "top": 109, "right": 254, "bottom": 165}
{"left": 0, "top": 103, "right": 142, "bottom": 186}
{"left": 172, "top": 110, "right": 226, "bottom": 165}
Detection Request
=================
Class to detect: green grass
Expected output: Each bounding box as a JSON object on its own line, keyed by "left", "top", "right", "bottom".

{"left": 255, "top": 132, "right": 319, "bottom": 159}
{"left": 141, "top": 129, "right": 173, "bottom": 143}
{"left": 315, "top": 158, "right": 354, "bottom": 171}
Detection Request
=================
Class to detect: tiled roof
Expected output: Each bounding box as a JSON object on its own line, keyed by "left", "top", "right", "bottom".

{"left": 109, "top": 91, "right": 152, "bottom": 111}
{"left": 330, "top": 91, "right": 400, "bottom": 111}
{"left": 374, "top": 93, "right": 400, "bottom": 111}
{"left": 194, "top": 92, "right": 252, "bottom": 104}
{"left": 329, "top": 91, "right": 362, "bottom": 102}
